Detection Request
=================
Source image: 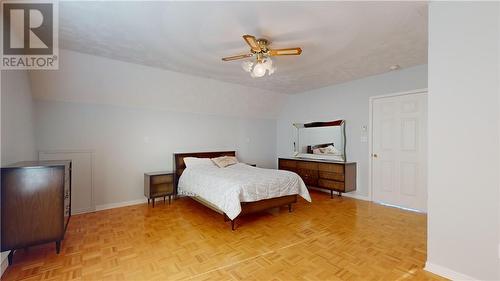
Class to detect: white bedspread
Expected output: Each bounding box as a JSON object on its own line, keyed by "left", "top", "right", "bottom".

{"left": 178, "top": 163, "right": 311, "bottom": 220}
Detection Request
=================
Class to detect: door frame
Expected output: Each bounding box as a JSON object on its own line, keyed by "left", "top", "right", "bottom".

{"left": 38, "top": 149, "right": 96, "bottom": 214}
{"left": 368, "top": 88, "right": 428, "bottom": 202}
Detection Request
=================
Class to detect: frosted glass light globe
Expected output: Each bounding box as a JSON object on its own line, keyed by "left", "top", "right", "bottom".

{"left": 241, "top": 61, "right": 253, "bottom": 72}
{"left": 252, "top": 63, "right": 266, "bottom": 77}
{"left": 268, "top": 66, "right": 276, "bottom": 75}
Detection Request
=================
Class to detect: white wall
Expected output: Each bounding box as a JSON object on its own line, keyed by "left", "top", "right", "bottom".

{"left": 35, "top": 100, "right": 277, "bottom": 208}
{"left": 31, "top": 50, "right": 282, "bottom": 209}
{"left": 30, "top": 50, "right": 286, "bottom": 119}
{"left": 1, "top": 70, "right": 36, "bottom": 165}
{"left": 0, "top": 70, "right": 37, "bottom": 276}
{"left": 426, "top": 2, "right": 500, "bottom": 280}
{"left": 277, "top": 64, "right": 428, "bottom": 198}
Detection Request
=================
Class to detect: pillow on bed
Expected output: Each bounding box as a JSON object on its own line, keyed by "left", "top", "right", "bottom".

{"left": 183, "top": 157, "right": 216, "bottom": 168}
{"left": 211, "top": 156, "right": 238, "bottom": 168}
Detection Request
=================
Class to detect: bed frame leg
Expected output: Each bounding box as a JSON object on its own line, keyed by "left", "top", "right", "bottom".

{"left": 223, "top": 214, "right": 228, "bottom": 222}
{"left": 288, "top": 204, "right": 292, "bottom": 212}
{"left": 330, "top": 190, "right": 333, "bottom": 199}
{"left": 231, "top": 220, "right": 235, "bottom": 231}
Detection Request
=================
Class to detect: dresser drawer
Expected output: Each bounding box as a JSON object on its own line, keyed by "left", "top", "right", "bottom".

{"left": 151, "top": 183, "right": 173, "bottom": 197}
{"left": 298, "top": 169, "right": 318, "bottom": 186}
{"left": 279, "top": 159, "right": 297, "bottom": 168}
{"left": 151, "top": 175, "right": 173, "bottom": 185}
{"left": 318, "top": 163, "right": 344, "bottom": 173}
{"left": 318, "top": 179, "right": 345, "bottom": 191}
{"left": 280, "top": 166, "right": 297, "bottom": 173}
{"left": 319, "top": 171, "right": 344, "bottom": 181}
{"left": 297, "top": 161, "right": 318, "bottom": 170}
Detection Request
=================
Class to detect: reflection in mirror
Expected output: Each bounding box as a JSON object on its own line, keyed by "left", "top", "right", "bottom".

{"left": 293, "top": 120, "right": 346, "bottom": 162}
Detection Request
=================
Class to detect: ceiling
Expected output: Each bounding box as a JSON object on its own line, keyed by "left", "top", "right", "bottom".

{"left": 59, "top": 1, "right": 428, "bottom": 94}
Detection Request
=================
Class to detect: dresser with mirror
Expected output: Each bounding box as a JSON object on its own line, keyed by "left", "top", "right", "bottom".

{"left": 278, "top": 120, "right": 357, "bottom": 197}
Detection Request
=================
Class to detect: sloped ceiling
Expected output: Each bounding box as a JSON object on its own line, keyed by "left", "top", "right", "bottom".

{"left": 59, "top": 1, "right": 428, "bottom": 94}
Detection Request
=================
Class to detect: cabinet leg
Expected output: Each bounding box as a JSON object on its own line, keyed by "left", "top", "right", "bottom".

{"left": 168, "top": 195, "right": 171, "bottom": 205}
{"left": 152, "top": 198, "right": 155, "bottom": 208}
{"left": 231, "top": 220, "right": 235, "bottom": 231}
{"left": 338, "top": 191, "right": 342, "bottom": 197}
{"left": 148, "top": 198, "right": 150, "bottom": 205}
{"left": 55, "top": 241, "right": 61, "bottom": 254}
{"left": 7, "top": 251, "right": 13, "bottom": 265}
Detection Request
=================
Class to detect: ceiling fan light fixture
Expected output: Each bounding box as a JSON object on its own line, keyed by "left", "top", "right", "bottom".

{"left": 249, "top": 57, "right": 276, "bottom": 78}
{"left": 268, "top": 65, "right": 276, "bottom": 75}
{"left": 241, "top": 61, "right": 254, "bottom": 72}
{"left": 251, "top": 62, "right": 267, "bottom": 78}
{"left": 222, "top": 34, "right": 301, "bottom": 78}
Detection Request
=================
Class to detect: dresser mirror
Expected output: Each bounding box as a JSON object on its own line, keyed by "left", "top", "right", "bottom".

{"left": 293, "top": 120, "right": 346, "bottom": 162}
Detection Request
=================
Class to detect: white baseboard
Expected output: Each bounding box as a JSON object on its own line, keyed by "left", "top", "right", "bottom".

{"left": 95, "top": 198, "right": 148, "bottom": 212}
{"left": 341, "top": 192, "right": 370, "bottom": 201}
{"left": 425, "top": 262, "right": 475, "bottom": 280}
{"left": 308, "top": 186, "right": 370, "bottom": 201}
{"left": 1, "top": 251, "right": 10, "bottom": 277}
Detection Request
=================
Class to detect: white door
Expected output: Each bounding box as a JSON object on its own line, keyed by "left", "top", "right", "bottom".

{"left": 371, "top": 92, "right": 427, "bottom": 212}
{"left": 39, "top": 151, "right": 94, "bottom": 214}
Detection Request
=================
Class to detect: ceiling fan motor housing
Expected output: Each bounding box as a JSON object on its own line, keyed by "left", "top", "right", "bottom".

{"left": 256, "top": 38, "right": 269, "bottom": 52}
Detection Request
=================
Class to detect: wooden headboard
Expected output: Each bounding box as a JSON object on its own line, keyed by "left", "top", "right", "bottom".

{"left": 173, "top": 151, "right": 236, "bottom": 189}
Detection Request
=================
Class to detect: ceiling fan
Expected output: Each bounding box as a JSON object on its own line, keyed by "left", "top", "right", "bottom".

{"left": 222, "top": 35, "right": 302, "bottom": 78}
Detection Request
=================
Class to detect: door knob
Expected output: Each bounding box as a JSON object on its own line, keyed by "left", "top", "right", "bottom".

{"left": 372, "top": 153, "right": 378, "bottom": 158}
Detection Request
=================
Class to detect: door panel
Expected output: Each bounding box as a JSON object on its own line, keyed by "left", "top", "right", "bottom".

{"left": 39, "top": 151, "right": 94, "bottom": 214}
{"left": 372, "top": 93, "right": 427, "bottom": 212}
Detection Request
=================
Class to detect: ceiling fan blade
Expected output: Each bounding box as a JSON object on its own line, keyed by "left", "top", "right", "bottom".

{"left": 243, "top": 35, "right": 262, "bottom": 52}
{"left": 268, "top": 48, "right": 302, "bottom": 56}
{"left": 221, "top": 53, "right": 253, "bottom": 61}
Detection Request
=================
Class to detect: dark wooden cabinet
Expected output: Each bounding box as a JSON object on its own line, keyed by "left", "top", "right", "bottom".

{"left": 144, "top": 171, "right": 174, "bottom": 207}
{"left": 1, "top": 160, "right": 71, "bottom": 264}
{"left": 278, "top": 158, "right": 356, "bottom": 198}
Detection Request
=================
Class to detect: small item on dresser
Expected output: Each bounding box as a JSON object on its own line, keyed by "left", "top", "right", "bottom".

{"left": 144, "top": 171, "right": 174, "bottom": 207}
{"left": 211, "top": 156, "right": 238, "bottom": 168}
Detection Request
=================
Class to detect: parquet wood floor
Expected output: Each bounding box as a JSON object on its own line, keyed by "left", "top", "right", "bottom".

{"left": 2, "top": 190, "right": 446, "bottom": 281}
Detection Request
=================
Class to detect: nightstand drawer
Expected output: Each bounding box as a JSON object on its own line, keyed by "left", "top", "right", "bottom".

{"left": 151, "top": 183, "right": 173, "bottom": 196}
{"left": 151, "top": 175, "right": 173, "bottom": 185}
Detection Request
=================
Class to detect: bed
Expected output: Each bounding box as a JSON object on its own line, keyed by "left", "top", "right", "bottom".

{"left": 173, "top": 151, "right": 311, "bottom": 230}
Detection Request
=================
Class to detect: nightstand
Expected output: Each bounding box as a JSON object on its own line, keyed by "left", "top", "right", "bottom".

{"left": 144, "top": 171, "right": 174, "bottom": 207}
